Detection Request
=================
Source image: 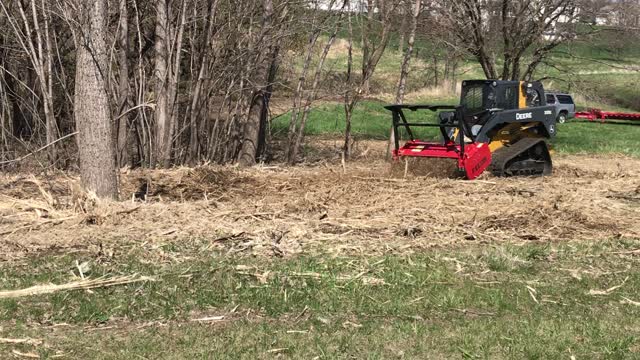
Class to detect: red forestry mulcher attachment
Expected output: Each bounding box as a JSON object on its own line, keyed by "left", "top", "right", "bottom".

{"left": 387, "top": 105, "right": 492, "bottom": 180}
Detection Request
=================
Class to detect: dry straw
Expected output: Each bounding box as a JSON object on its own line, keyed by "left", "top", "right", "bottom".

{"left": 1, "top": 142, "right": 639, "bottom": 260}
{"left": 0, "top": 275, "right": 154, "bottom": 299}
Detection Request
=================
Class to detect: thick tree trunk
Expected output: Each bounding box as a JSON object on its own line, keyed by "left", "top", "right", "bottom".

{"left": 74, "top": 0, "right": 118, "bottom": 199}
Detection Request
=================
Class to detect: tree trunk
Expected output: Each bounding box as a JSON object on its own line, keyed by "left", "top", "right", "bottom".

{"left": 286, "top": 29, "right": 321, "bottom": 163}
{"left": 361, "top": 0, "right": 375, "bottom": 95}
{"left": 389, "top": 0, "right": 421, "bottom": 159}
{"left": 153, "top": 0, "right": 170, "bottom": 168}
{"left": 257, "top": 44, "right": 280, "bottom": 161}
{"left": 288, "top": 2, "right": 346, "bottom": 164}
{"left": 8, "top": 0, "right": 59, "bottom": 164}
{"left": 397, "top": 0, "right": 406, "bottom": 53}
{"left": 74, "top": 0, "right": 118, "bottom": 199}
{"left": 237, "top": 0, "right": 274, "bottom": 167}
{"left": 116, "top": 0, "right": 130, "bottom": 167}
{"left": 395, "top": 0, "right": 420, "bottom": 104}
{"left": 188, "top": 0, "right": 220, "bottom": 164}
{"left": 40, "top": 0, "right": 57, "bottom": 166}
{"left": 344, "top": 0, "right": 394, "bottom": 159}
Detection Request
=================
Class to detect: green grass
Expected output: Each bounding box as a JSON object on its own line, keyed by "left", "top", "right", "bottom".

{"left": 273, "top": 100, "right": 445, "bottom": 140}
{"left": 554, "top": 121, "right": 640, "bottom": 156}
{"left": 1, "top": 240, "right": 640, "bottom": 358}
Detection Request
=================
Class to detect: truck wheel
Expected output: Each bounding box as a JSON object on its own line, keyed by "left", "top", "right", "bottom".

{"left": 557, "top": 112, "right": 567, "bottom": 124}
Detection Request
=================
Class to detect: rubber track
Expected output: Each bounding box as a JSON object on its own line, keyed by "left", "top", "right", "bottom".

{"left": 489, "top": 137, "right": 549, "bottom": 177}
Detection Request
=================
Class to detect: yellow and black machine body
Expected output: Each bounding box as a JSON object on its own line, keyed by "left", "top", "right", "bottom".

{"left": 386, "top": 80, "right": 557, "bottom": 178}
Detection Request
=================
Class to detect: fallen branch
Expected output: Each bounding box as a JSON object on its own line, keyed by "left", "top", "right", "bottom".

{"left": 115, "top": 206, "right": 141, "bottom": 215}
{"left": 588, "top": 277, "right": 628, "bottom": 296}
{"left": 11, "top": 350, "right": 40, "bottom": 358}
{"left": 191, "top": 315, "right": 225, "bottom": 322}
{"left": 621, "top": 297, "right": 640, "bottom": 306}
{"left": 609, "top": 249, "right": 640, "bottom": 255}
{"left": 0, "top": 275, "right": 154, "bottom": 299}
{"left": 0, "top": 338, "right": 42, "bottom": 346}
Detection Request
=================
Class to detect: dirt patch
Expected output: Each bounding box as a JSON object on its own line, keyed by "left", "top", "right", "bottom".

{"left": 1, "top": 143, "right": 639, "bottom": 262}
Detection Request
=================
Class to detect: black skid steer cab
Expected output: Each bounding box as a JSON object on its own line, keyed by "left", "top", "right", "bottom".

{"left": 385, "top": 80, "right": 557, "bottom": 180}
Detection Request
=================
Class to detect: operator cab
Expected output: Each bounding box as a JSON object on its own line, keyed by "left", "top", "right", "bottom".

{"left": 456, "top": 80, "right": 546, "bottom": 135}
{"left": 461, "top": 80, "right": 546, "bottom": 111}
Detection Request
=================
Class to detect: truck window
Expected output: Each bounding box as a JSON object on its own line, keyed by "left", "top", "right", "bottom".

{"left": 546, "top": 94, "right": 556, "bottom": 104}
{"left": 556, "top": 95, "right": 574, "bottom": 104}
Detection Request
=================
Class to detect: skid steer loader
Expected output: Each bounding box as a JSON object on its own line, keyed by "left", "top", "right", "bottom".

{"left": 386, "top": 80, "right": 557, "bottom": 180}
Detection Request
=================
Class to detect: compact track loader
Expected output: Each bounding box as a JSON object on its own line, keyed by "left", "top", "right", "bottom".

{"left": 386, "top": 80, "right": 558, "bottom": 180}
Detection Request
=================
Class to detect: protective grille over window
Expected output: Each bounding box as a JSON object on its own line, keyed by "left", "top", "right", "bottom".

{"left": 462, "top": 85, "right": 484, "bottom": 112}
{"left": 497, "top": 87, "right": 517, "bottom": 109}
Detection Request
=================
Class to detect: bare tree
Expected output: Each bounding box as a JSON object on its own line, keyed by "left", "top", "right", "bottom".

{"left": 154, "top": 0, "right": 187, "bottom": 168}
{"left": 343, "top": 0, "right": 396, "bottom": 158}
{"left": 286, "top": 0, "right": 348, "bottom": 164}
{"left": 236, "top": 0, "right": 275, "bottom": 167}
{"left": 387, "top": 0, "right": 421, "bottom": 159}
{"left": 438, "top": 0, "right": 578, "bottom": 80}
{"left": 395, "top": 0, "right": 421, "bottom": 104}
{"left": 186, "top": 0, "right": 220, "bottom": 164}
{"left": 0, "top": 0, "right": 58, "bottom": 164}
{"left": 74, "top": 0, "right": 118, "bottom": 199}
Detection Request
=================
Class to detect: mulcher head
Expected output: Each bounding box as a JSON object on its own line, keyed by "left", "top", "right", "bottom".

{"left": 386, "top": 105, "right": 492, "bottom": 180}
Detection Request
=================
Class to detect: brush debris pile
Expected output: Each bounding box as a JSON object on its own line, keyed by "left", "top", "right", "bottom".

{"left": 1, "top": 152, "right": 639, "bottom": 262}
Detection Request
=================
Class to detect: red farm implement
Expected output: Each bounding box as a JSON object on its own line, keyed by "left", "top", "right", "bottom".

{"left": 575, "top": 109, "right": 640, "bottom": 123}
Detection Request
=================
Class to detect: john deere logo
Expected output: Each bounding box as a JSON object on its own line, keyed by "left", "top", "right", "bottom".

{"left": 516, "top": 112, "right": 533, "bottom": 120}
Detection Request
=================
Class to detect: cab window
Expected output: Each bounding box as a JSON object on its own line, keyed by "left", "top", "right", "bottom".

{"left": 461, "top": 85, "right": 485, "bottom": 112}
{"left": 526, "top": 88, "right": 541, "bottom": 107}
{"left": 496, "top": 86, "right": 518, "bottom": 110}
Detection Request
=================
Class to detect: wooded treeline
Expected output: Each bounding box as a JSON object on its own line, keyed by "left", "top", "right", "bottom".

{"left": 0, "top": 0, "right": 634, "bottom": 197}
{"left": 1, "top": 0, "right": 299, "bottom": 171}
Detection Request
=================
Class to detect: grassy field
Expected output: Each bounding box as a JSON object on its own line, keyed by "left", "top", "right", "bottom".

{"left": 2, "top": 240, "right": 640, "bottom": 359}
